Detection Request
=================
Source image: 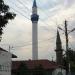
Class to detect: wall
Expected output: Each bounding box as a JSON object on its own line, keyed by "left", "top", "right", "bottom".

{"left": 52, "top": 68, "right": 66, "bottom": 75}
{"left": 0, "top": 50, "right": 11, "bottom": 75}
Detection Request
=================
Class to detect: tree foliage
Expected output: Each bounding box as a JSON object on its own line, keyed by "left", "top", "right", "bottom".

{"left": 33, "top": 64, "right": 46, "bottom": 75}
{"left": 0, "top": 0, "right": 16, "bottom": 40}
{"left": 17, "top": 62, "right": 29, "bottom": 75}
{"left": 66, "top": 48, "right": 75, "bottom": 62}
{"left": 63, "top": 48, "right": 75, "bottom": 71}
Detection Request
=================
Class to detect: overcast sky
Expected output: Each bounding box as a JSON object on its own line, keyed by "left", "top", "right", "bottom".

{"left": 0, "top": 0, "right": 75, "bottom": 60}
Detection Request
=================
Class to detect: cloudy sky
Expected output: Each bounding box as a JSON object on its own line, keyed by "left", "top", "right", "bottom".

{"left": 0, "top": 0, "right": 75, "bottom": 60}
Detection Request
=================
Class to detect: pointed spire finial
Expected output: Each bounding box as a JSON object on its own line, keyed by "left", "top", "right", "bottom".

{"left": 55, "top": 29, "right": 63, "bottom": 65}
{"left": 56, "top": 29, "right": 62, "bottom": 49}
{"left": 33, "top": 0, "right": 37, "bottom": 7}
{"left": 56, "top": 29, "right": 61, "bottom": 43}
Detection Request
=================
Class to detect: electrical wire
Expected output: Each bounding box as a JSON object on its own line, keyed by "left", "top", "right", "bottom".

{"left": 3, "top": 0, "right": 65, "bottom": 49}
{"left": 10, "top": 6, "right": 30, "bottom": 20}
{"left": 16, "top": 0, "right": 30, "bottom": 11}
{"left": 7, "top": 0, "right": 57, "bottom": 31}
{"left": 9, "top": 0, "right": 30, "bottom": 14}
{"left": 11, "top": 36, "right": 56, "bottom": 49}
{"left": 0, "top": 36, "right": 56, "bottom": 50}
{"left": 16, "top": 0, "right": 56, "bottom": 27}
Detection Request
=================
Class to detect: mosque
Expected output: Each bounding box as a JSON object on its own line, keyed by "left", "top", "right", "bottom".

{"left": 12, "top": 0, "right": 66, "bottom": 75}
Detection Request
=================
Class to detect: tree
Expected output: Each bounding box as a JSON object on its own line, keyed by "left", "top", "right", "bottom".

{"left": 0, "top": 0, "right": 16, "bottom": 41}
{"left": 63, "top": 48, "right": 75, "bottom": 72}
{"left": 17, "top": 62, "right": 29, "bottom": 75}
{"left": 66, "top": 48, "right": 75, "bottom": 62}
{"left": 33, "top": 64, "right": 46, "bottom": 75}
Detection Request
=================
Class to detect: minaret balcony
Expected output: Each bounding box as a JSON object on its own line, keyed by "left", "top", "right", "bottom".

{"left": 31, "top": 14, "right": 39, "bottom": 22}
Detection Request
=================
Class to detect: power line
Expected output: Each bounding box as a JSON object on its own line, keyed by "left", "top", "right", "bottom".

{"left": 26, "top": 0, "right": 50, "bottom": 20}
{"left": 16, "top": 0, "right": 30, "bottom": 11}
{"left": 3, "top": 0, "right": 58, "bottom": 49}
{"left": 5, "top": 0, "right": 30, "bottom": 20}
{"left": 39, "top": 20, "right": 56, "bottom": 31}
{"left": 8, "top": 36, "right": 56, "bottom": 49}
{"left": 19, "top": 0, "right": 56, "bottom": 24}
{"left": 8, "top": 0, "right": 57, "bottom": 31}
{"left": 0, "top": 35, "right": 56, "bottom": 49}
{"left": 17, "top": 0, "right": 56, "bottom": 31}
{"left": 9, "top": 0, "right": 54, "bottom": 28}
{"left": 10, "top": 6, "right": 30, "bottom": 20}
{"left": 11, "top": 42, "right": 54, "bottom": 50}
{"left": 9, "top": 0, "right": 30, "bottom": 15}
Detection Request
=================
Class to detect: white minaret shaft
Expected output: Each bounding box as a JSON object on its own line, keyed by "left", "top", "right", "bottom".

{"left": 31, "top": 0, "right": 39, "bottom": 60}
{"left": 32, "top": 21, "right": 38, "bottom": 60}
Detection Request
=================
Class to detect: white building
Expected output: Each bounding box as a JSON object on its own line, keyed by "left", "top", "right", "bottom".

{"left": 52, "top": 67, "right": 66, "bottom": 75}
{"left": 0, "top": 47, "right": 17, "bottom": 75}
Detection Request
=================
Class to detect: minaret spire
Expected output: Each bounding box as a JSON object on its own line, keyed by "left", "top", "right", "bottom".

{"left": 56, "top": 29, "right": 62, "bottom": 49}
{"left": 33, "top": 0, "right": 37, "bottom": 7}
{"left": 55, "top": 29, "right": 63, "bottom": 65}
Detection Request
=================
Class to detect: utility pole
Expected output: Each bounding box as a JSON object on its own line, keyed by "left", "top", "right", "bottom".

{"left": 9, "top": 46, "right": 12, "bottom": 75}
{"left": 58, "top": 20, "right": 75, "bottom": 75}
{"left": 65, "top": 20, "right": 69, "bottom": 53}
{"left": 64, "top": 20, "right": 69, "bottom": 75}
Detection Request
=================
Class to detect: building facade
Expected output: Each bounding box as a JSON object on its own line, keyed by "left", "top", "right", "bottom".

{"left": 12, "top": 60, "right": 66, "bottom": 75}
{"left": 0, "top": 47, "right": 17, "bottom": 75}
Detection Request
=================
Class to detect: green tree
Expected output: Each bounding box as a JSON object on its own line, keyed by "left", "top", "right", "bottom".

{"left": 0, "top": 0, "right": 16, "bottom": 40}
{"left": 33, "top": 64, "right": 46, "bottom": 75}
{"left": 63, "top": 48, "right": 75, "bottom": 72}
{"left": 17, "top": 62, "right": 29, "bottom": 75}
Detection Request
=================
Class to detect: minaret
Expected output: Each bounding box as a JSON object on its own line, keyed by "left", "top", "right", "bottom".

{"left": 31, "top": 0, "right": 39, "bottom": 60}
{"left": 55, "top": 30, "right": 63, "bottom": 65}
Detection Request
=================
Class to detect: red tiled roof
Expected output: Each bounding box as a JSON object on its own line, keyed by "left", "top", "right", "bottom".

{"left": 12, "top": 60, "right": 58, "bottom": 70}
